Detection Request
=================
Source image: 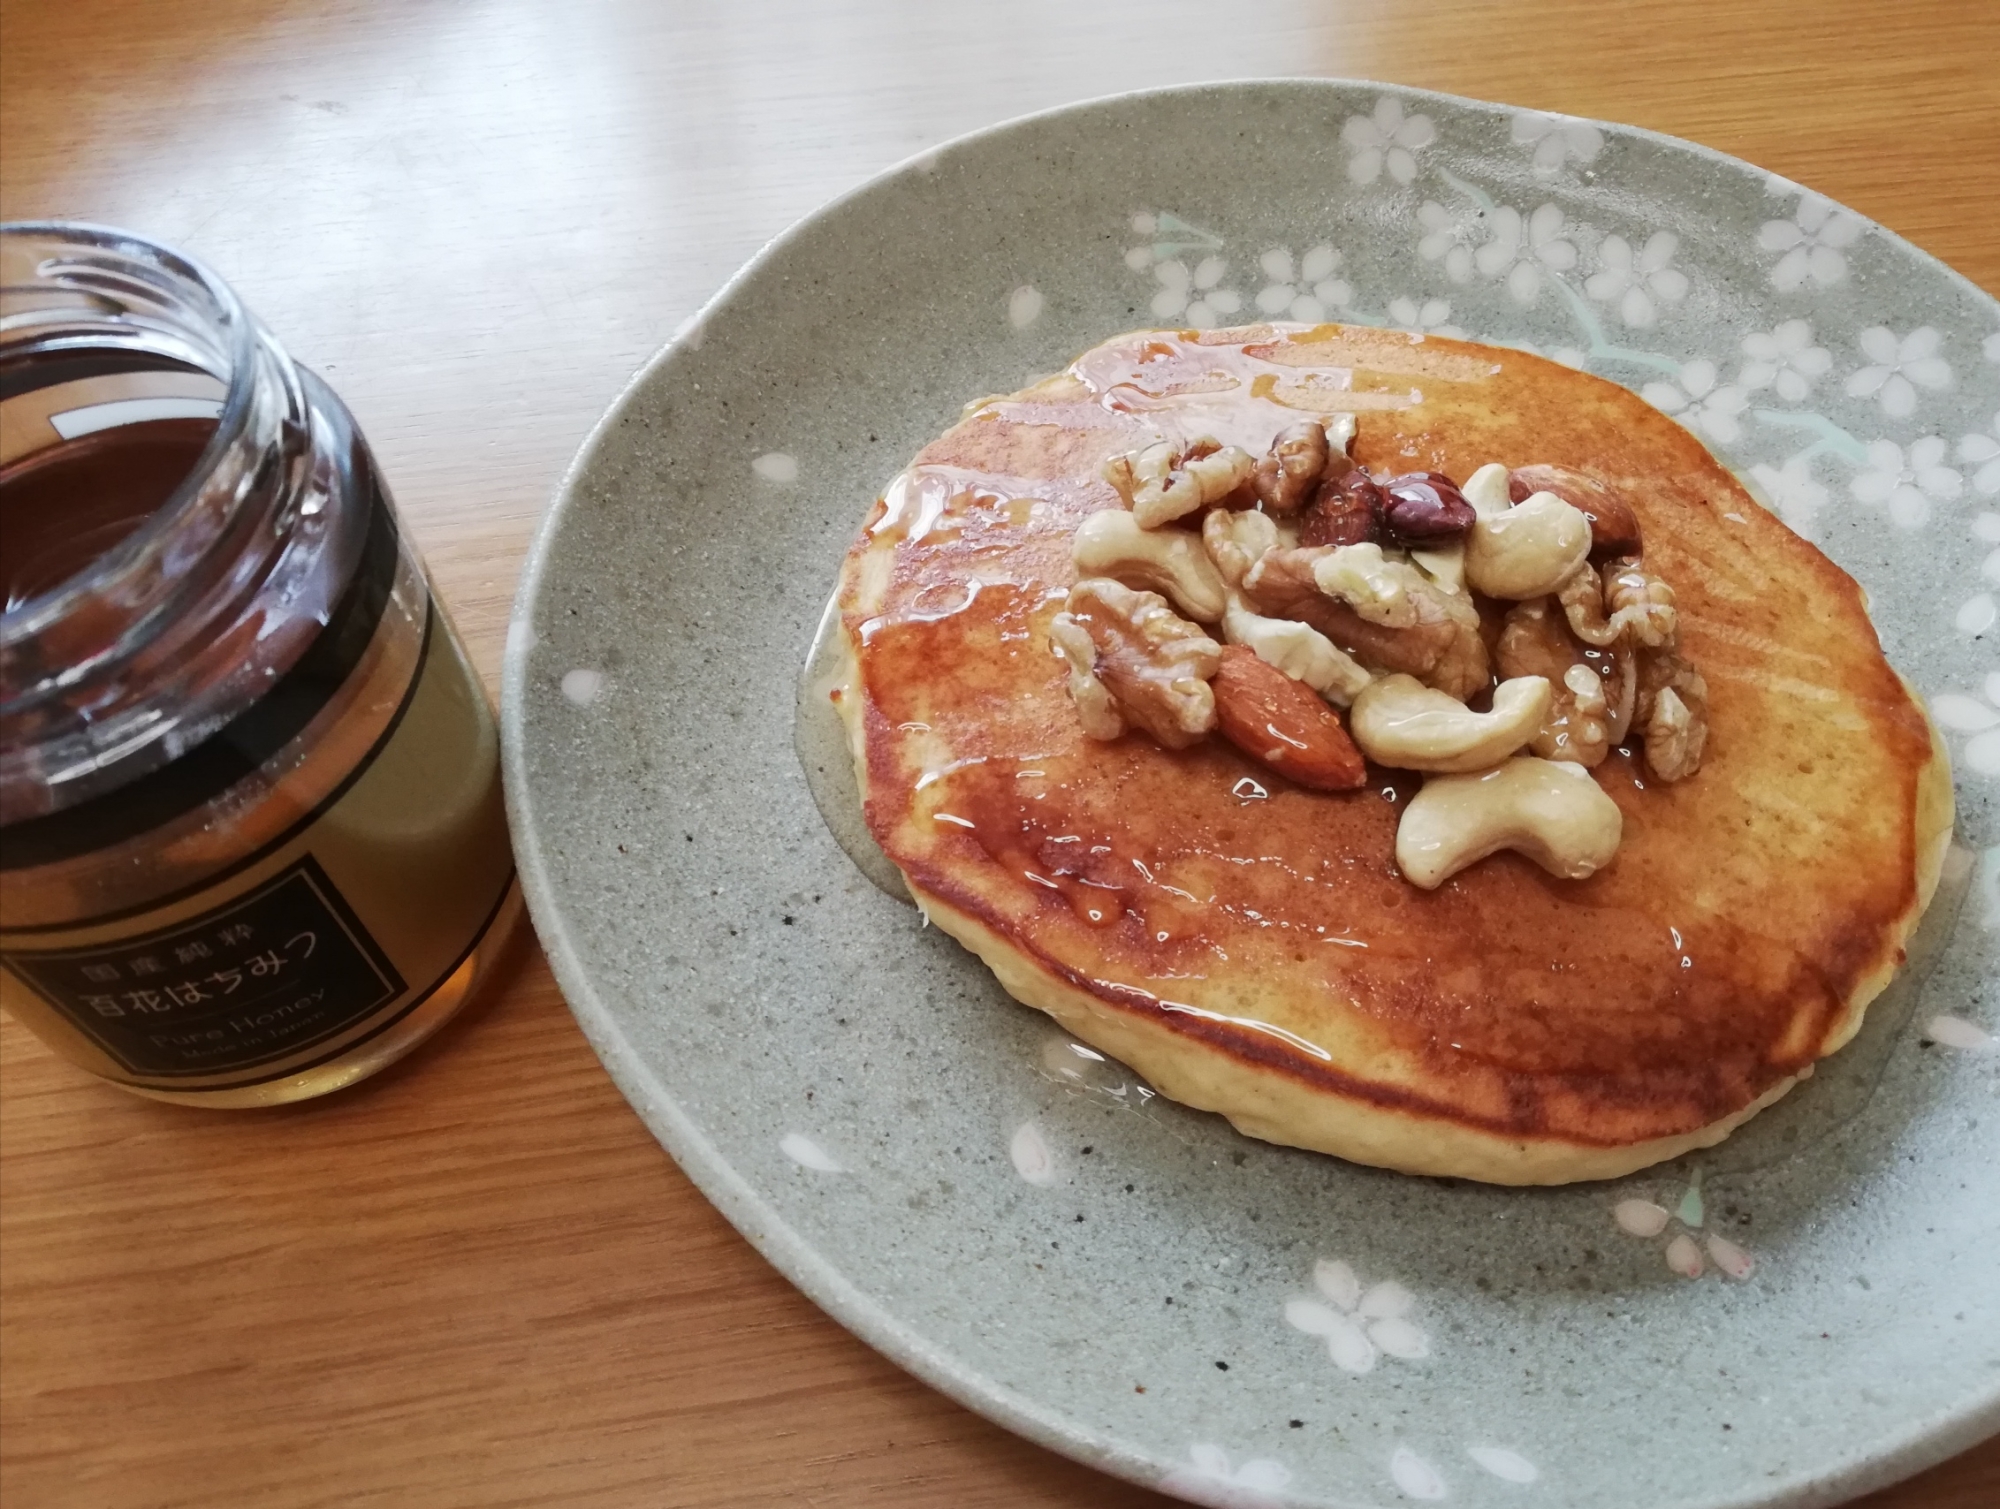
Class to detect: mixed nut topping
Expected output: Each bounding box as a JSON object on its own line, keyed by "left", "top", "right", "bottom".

{"left": 1048, "top": 419, "right": 1710, "bottom": 889}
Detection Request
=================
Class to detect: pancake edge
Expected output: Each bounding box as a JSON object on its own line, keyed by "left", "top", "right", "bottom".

{"left": 903, "top": 879, "right": 1804, "bottom": 1184}
{"left": 1815, "top": 688, "right": 1956, "bottom": 1059}
{"left": 879, "top": 707, "right": 1951, "bottom": 1186}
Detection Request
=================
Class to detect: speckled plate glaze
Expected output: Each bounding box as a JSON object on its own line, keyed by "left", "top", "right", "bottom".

{"left": 502, "top": 81, "right": 1999, "bottom": 1509}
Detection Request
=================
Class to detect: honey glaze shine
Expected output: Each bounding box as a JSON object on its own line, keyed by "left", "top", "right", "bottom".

{"left": 830, "top": 324, "right": 1946, "bottom": 1162}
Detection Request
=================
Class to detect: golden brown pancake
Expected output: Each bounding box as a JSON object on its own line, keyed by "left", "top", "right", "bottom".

{"left": 834, "top": 323, "right": 1952, "bottom": 1185}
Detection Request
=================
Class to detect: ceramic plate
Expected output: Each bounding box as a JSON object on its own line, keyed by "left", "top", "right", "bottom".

{"left": 502, "top": 81, "right": 1999, "bottom": 1509}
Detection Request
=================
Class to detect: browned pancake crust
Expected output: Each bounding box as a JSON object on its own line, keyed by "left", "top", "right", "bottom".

{"left": 837, "top": 324, "right": 1946, "bottom": 1167}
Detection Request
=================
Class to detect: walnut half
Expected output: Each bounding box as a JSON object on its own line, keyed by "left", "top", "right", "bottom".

{"left": 1635, "top": 645, "right": 1709, "bottom": 781}
{"left": 1601, "top": 556, "right": 1678, "bottom": 649}
{"left": 1241, "top": 545, "right": 1490, "bottom": 702}
{"left": 1556, "top": 555, "right": 1678, "bottom": 650}
{"left": 1495, "top": 597, "right": 1633, "bottom": 767}
{"left": 1103, "top": 437, "right": 1255, "bottom": 529}
{"left": 1252, "top": 421, "right": 1334, "bottom": 512}
{"left": 1050, "top": 578, "right": 1221, "bottom": 749}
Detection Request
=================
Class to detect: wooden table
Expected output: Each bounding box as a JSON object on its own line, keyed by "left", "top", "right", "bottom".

{"left": 3, "top": 3, "right": 1995, "bottom": 1504}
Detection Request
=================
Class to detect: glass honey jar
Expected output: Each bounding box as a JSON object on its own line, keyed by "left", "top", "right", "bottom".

{"left": 0, "top": 221, "right": 519, "bottom": 1105}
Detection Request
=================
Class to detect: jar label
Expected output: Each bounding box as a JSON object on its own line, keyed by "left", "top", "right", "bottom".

{"left": 1, "top": 855, "right": 407, "bottom": 1077}
{"left": 0, "top": 591, "right": 515, "bottom": 1095}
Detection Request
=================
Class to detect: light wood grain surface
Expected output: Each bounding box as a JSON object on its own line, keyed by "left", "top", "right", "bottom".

{"left": 2, "top": 3, "right": 1996, "bottom": 1505}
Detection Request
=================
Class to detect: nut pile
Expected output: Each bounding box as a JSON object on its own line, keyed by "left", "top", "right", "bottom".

{"left": 1048, "top": 421, "right": 1709, "bottom": 888}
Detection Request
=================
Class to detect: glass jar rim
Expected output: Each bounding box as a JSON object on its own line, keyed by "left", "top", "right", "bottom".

{"left": 0, "top": 219, "right": 259, "bottom": 647}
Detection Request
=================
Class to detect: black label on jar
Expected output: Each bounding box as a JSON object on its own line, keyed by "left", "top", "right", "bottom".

{"left": 0, "top": 855, "right": 406, "bottom": 1077}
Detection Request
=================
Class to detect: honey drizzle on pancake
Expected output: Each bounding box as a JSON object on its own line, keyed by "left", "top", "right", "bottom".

{"left": 822, "top": 325, "right": 1946, "bottom": 1152}
{"left": 980, "top": 323, "right": 1461, "bottom": 455}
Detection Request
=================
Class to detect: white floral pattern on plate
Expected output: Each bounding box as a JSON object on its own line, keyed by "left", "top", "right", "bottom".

{"left": 1342, "top": 96, "right": 1435, "bottom": 186}
{"left": 1151, "top": 256, "right": 1244, "bottom": 329}
{"left": 1512, "top": 110, "right": 1604, "bottom": 175}
{"left": 1643, "top": 360, "right": 1749, "bottom": 444}
{"left": 560, "top": 667, "right": 604, "bottom": 706}
{"left": 1922, "top": 1014, "right": 1996, "bottom": 1051}
{"left": 1759, "top": 191, "right": 1865, "bottom": 292}
{"left": 1957, "top": 592, "right": 1997, "bottom": 637}
{"left": 1741, "top": 319, "right": 1833, "bottom": 403}
{"left": 1584, "top": 231, "right": 1687, "bottom": 328}
{"left": 1963, "top": 512, "right": 2000, "bottom": 636}
{"left": 1930, "top": 671, "right": 2000, "bottom": 777}
{"left": 1473, "top": 203, "right": 1578, "bottom": 305}
{"left": 1160, "top": 1444, "right": 1293, "bottom": 1508}
{"left": 1388, "top": 295, "right": 1466, "bottom": 338}
{"left": 1846, "top": 326, "right": 1953, "bottom": 418}
{"left": 1390, "top": 1446, "right": 1449, "bottom": 1500}
{"left": 780, "top": 1132, "right": 844, "bottom": 1172}
{"left": 1959, "top": 412, "right": 2000, "bottom": 495}
{"left": 1416, "top": 199, "right": 1482, "bottom": 284}
{"left": 1468, "top": 1445, "right": 1541, "bottom": 1484}
{"left": 1612, "top": 1173, "right": 1755, "bottom": 1280}
{"left": 1255, "top": 245, "right": 1351, "bottom": 324}
{"left": 1009, "top": 1120, "right": 1060, "bottom": 1185}
{"left": 1284, "top": 1258, "right": 1429, "bottom": 1373}
{"left": 1851, "top": 437, "right": 1962, "bottom": 528}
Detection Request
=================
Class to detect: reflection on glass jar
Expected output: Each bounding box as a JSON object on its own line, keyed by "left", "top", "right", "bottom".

{"left": 0, "top": 221, "right": 519, "bottom": 1106}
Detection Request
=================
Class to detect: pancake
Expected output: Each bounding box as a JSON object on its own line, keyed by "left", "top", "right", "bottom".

{"left": 832, "top": 323, "right": 1952, "bottom": 1185}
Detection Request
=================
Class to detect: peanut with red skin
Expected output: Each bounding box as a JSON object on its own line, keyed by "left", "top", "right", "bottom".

{"left": 1300, "top": 468, "right": 1385, "bottom": 547}
{"left": 1380, "top": 472, "right": 1476, "bottom": 543}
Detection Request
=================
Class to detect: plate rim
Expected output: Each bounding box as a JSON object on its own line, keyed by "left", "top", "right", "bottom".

{"left": 500, "top": 75, "right": 2000, "bottom": 1509}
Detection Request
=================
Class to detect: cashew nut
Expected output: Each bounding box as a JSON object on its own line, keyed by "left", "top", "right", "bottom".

{"left": 1460, "top": 461, "right": 1513, "bottom": 519}
{"left": 1395, "top": 756, "right": 1624, "bottom": 889}
{"left": 1349, "top": 673, "right": 1553, "bottom": 773}
{"left": 1408, "top": 542, "right": 1465, "bottom": 595}
{"left": 1221, "top": 596, "right": 1374, "bottom": 706}
{"left": 1309, "top": 543, "right": 1417, "bottom": 628}
{"left": 1464, "top": 489, "right": 1592, "bottom": 599}
{"left": 1072, "top": 508, "right": 1227, "bottom": 623}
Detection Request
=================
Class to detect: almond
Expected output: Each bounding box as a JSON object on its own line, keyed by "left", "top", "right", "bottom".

{"left": 1210, "top": 644, "right": 1368, "bottom": 791}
